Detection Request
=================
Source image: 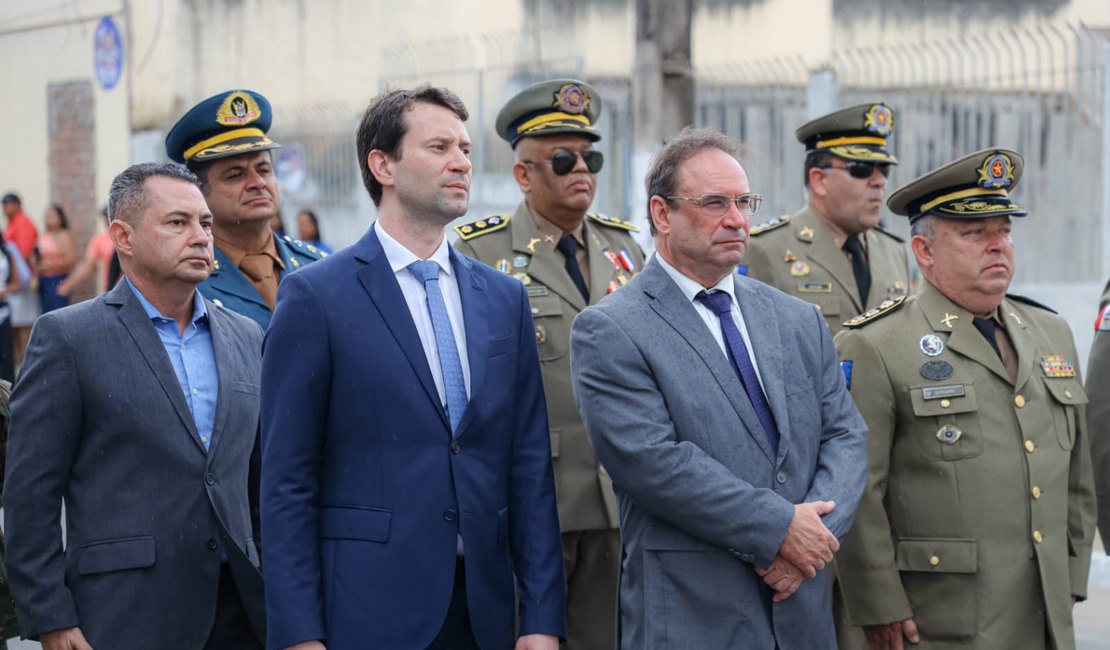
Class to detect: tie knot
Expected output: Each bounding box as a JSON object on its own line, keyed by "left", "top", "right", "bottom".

{"left": 696, "top": 290, "right": 733, "bottom": 316}
{"left": 556, "top": 234, "right": 580, "bottom": 256}
{"left": 842, "top": 236, "right": 864, "bottom": 256}
{"left": 408, "top": 260, "right": 441, "bottom": 284}
{"left": 972, "top": 316, "right": 996, "bottom": 338}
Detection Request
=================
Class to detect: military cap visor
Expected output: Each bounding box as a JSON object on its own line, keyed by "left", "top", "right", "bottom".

{"left": 797, "top": 103, "right": 898, "bottom": 164}
{"left": 887, "top": 148, "right": 1027, "bottom": 221}
{"left": 165, "top": 89, "right": 281, "bottom": 164}
{"left": 496, "top": 79, "right": 602, "bottom": 146}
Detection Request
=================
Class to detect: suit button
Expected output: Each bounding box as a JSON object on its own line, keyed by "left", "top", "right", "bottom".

{"left": 444, "top": 509, "right": 458, "bottom": 522}
{"left": 207, "top": 539, "right": 218, "bottom": 551}
{"left": 451, "top": 441, "right": 461, "bottom": 454}
{"left": 1015, "top": 395, "right": 1026, "bottom": 408}
{"left": 775, "top": 472, "right": 787, "bottom": 484}
{"left": 205, "top": 473, "right": 216, "bottom": 485}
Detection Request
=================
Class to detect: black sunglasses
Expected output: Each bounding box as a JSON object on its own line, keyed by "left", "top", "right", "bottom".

{"left": 821, "top": 161, "right": 892, "bottom": 179}
{"left": 524, "top": 150, "right": 605, "bottom": 176}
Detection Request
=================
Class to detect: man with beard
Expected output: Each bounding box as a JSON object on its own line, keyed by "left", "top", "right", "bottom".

{"left": 260, "top": 86, "right": 564, "bottom": 650}
{"left": 453, "top": 79, "right": 643, "bottom": 650}
{"left": 745, "top": 104, "right": 911, "bottom": 333}
{"left": 835, "top": 149, "right": 1096, "bottom": 650}
{"left": 165, "top": 89, "right": 323, "bottom": 329}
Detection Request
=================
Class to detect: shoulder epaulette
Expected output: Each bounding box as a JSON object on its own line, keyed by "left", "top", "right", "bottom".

{"left": 750, "top": 214, "right": 790, "bottom": 236}
{"left": 843, "top": 296, "right": 907, "bottom": 328}
{"left": 453, "top": 215, "right": 511, "bottom": 241}
{"left": 282, "top": 235, "right": 327, "bottom": 259}
{"left": 587, "top": 212, "right": 639, "bottom": 232}
{"left": 1006, "top": 293, "right": 1057, "bottom": 314}
{"left": 873, "top": 225, "right": 906, "bottom": 243}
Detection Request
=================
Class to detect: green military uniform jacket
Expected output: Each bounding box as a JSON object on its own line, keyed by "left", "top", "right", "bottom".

{"left": 1084, "top": 278, "right": 1110, "bottom": 546}
{"left": 453, "top": 201, "right": 644, "bottom": 532}
{"left": 745, "top": 205, "right": 910, "bottom": 333}
{"left": 834, "top": 282, "right": 1097, "bottom": 650}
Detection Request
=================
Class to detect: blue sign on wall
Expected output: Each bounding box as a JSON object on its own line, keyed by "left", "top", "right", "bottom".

{"left": 94, "top": 16, "right": 123, "bottom": 91}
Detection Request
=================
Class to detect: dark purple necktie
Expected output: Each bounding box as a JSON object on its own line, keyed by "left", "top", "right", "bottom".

{"left": 696, "top": 290, "right": 780, "bottom": 454}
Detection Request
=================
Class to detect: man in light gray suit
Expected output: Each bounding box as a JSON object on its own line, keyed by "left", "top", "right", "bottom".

{"left": 4, "top": 163, "right": 266, "bottom": 650}
{"left": 570, "top": 128, "right": 868, "bottom": 649}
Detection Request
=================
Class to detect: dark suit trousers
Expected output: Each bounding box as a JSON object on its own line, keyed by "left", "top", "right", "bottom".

{"left": 426, "top": 558, "right": 480, "bottom": 650}
{"left": 203, "top": 566, "right": 262, "bottom": 650}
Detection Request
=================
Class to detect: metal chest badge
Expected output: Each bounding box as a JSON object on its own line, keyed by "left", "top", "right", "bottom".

{"left": 789, "top": 261, "right": 810, "bottom": 277}
{"left": 495, "top": 259, "right": 511, "bottom": 274}
{"left": 920, "top": 360, "right": 954, "bottom": 381}
{"left": 1041, "top": 355, "right": 1076, "bottom": 378}
{"left": 936, "top": 424, "right": 962, "bottom": 444}
{"left": 919, "top": 334, "right": 945, "bottom": 357}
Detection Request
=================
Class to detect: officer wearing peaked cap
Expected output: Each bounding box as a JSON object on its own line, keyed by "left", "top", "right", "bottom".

{"left": 834, "top": 148, "right": 1096, "bottom": 650}
{"left": 166, "top": 89, "right": 322, "bottom": 329}
{"left": 454, "top": 79, "right": 643, "bottom": 650}
{"left": 745, "top": 103, "right": 911, "bottom": 334}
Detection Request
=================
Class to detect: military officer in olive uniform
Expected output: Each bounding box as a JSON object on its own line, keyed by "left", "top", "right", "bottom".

{"left": 453, "top": 79, "right": 643, "bottom": 650}
{"left": 1084, "top": 281, "right": 1110, "bottom": 549}
{"left": 166, "top": 89, "right": 323, "bottom": 329}
{"left": 835, "top": 148, "right": 1096, "bottom": 650}
{"left": 745, "top": 103, "right": 911, "bottom": 333}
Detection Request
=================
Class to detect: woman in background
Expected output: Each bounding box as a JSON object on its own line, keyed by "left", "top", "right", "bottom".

{"left": 296, "top": 209, "right": 333, "bottom": 254}
{"left": 34, "top": 202, "right": 76, "bottom": 313}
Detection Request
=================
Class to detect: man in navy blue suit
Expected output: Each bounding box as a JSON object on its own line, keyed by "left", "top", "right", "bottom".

{"left": 260, "top": 85, "right": 565, "bottom": 650}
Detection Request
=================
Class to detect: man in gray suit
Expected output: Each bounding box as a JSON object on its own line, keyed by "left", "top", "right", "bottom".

{"left": 3, "top": 163, "right": 266, "bottom": 650}
{"left": 570, "top": 128, "right": 868, "bottom": 648}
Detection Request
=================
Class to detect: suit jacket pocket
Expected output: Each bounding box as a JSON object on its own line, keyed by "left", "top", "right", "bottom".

{"left": 77, "top": 536, "right": 156, "bottom": 575}
{"left": 232, "top": 380, "right": 261, "bottom": 396}
{"left": 909, "top": 384, "right": 983, "bottom": 461}
{"left": 1044, "top": 378, "right": 1086, "bottom": 450}
{"left": 319, "top": 505, "right": 392, "bottom": 542}
{"left": 488, "top": 334, "right": 516, "bottom": 358}
{"left": 896, "top": 538, "right": 977, "bottom": 642}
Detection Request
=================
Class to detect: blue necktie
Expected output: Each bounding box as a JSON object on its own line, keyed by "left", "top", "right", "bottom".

{"left": 408, "top": 260, "right": 468, "bottom": 435}
{"left": 696, "top": 290, "right": 780, "bottom": 454}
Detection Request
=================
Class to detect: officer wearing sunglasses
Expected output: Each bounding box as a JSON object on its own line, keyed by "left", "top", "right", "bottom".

{"left": 453, "top": 79, "right": 644, "bottom": 650}
{"left": 745, "top": 103, "right": 912, "bottom": 336}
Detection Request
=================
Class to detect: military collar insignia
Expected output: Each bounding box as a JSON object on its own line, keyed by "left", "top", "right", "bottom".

{"left": 941, "top": 312, "right": 959, "bottom": 329}
{"left": 977, "top": 152, "right": 1015, "bottom": 189}
{"left": 216, "top": 91, "right": 262, "bottom": 126}
{"left": 750, "top": 214, "right": 790, "bottom": 236}
{"left": 797, "top": 226, "right": 816, "bottom": 242}
{"left": 1041, "top": 355, "right": 1076, "bottom": 378}
{"left": 783, "top": 249, "right": 797, "bottom": 263}
{"left": 526, "top": 237, "right": 541, "bottom": 253}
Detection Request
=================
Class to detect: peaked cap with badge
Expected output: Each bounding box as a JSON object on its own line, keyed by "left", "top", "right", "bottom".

{"left": 165, "top": 89, "right": 281, "bottom": 164}
{"left": 796, "top": 102, "right": 899, "bottom": 164}
{"left": 744, "top": 102, "right": 911, "bottom": 334}
{"left": 833, "top": 148, "right": 1096, "bottom": 649}
{"left": 495, "top": 79, "right": 602, "bottom": 147}
{"left": 458, "top": 77, "right": 640, "bottom": 650}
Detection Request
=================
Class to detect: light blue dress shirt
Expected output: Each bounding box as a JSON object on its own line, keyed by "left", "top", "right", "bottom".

{"left": 126, "top": 278, "right": 218, "bottom": 451}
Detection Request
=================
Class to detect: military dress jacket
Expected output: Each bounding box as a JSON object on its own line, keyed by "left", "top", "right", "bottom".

{"left": 834, "top": 282, "right": 1097, "bottom": 650}
{"left": 745, "top": 204, "right": 910, "bottom": 332}
{"left": 1084, "top": 278, "right": 1110, "bottom": 546}
{"left": 199, "top": 233, "right": 324, "bottom": 330}
{"left": 453, "top": 201, "right": 644, "bottom": 532}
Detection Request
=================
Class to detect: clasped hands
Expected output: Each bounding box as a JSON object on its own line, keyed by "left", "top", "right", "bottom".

{"left": 753, "top": 500, "right": 838, "bottom": 603}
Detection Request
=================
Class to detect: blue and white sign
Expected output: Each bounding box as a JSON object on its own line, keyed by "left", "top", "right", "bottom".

{"left": 94, "top": 16, "right": 124, "bottom": 91}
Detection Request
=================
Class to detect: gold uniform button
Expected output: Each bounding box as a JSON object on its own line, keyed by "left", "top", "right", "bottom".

{"left": 531, "top": 307, "right": 539, "bottom": 315}
{"left": 940, "top": 399, "right": 951, "bottom": 408}
{"left": 929, "top": 555, "right": 941, "bottom": 567}
{"left": 1014, "top": 395, "right": 1026, "bottom": 408}
{"left": 1024, "top": 440, "right": 1035, "bottom": 453}
{"left": 1033, "top": 530, "right": 1043, "bottom": 544}
{"left": 1031, "top": 486, "right": 1042, "bottom": 499}
{"left": 1065, "top": 389, "right": 1073, "bottom": 399}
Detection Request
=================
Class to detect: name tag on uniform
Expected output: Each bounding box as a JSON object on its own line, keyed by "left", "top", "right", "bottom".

{"left": 921, "top": 385, "right": 966, "bottom": 400}
{"left": 526, "top": 286, "right": 549, "bottom": 297}
{"left": 798, "top": 282, "right": 832, "bottom": 293}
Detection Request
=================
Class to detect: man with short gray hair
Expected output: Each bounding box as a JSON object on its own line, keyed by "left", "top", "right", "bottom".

{"left": 4, "top": 162, "right": 267, "bottom": 650}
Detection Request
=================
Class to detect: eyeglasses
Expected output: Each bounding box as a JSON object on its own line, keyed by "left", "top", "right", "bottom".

{"left": 522, "top": 150, "right": 605, "bottom": 176}
{"left": 820, "top": 161, "right": 892, "bottom": 179}
{"left": 665, "top": 193, "right": 764, "bottom": 217}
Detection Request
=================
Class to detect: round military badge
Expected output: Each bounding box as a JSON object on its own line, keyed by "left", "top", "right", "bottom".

{"left": 789, "top": 261, "right": 810, "bottom": 277}
{"left": 919, "top": 334, "right": 945, "bottom": 357}
{"left": 935, "top": 424, "right": 963, "bottom": 445}
{"left": 919, "top": 360, "right": 954, "bottom": 381}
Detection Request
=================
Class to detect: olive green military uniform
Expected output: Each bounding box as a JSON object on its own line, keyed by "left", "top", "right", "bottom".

{"left": 454, "top": 202, "right": 643, "bottom": 649}
{"left": 745, "top": 205, "right": 910, "bottom": 332}
{"left": 1084, "top": 278, "right": 1110, "bottom": 546}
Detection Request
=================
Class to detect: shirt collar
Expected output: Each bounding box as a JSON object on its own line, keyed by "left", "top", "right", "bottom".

{"left": 654, "top": 252, "right": 737, "bottom": 306}
{"left": 214, "top": 232, "right": 285, "bottom": 270}
{"left": 374, "top": 221, "right": 454, "bottom": 276}
{"left": 124, "top": 277, "right": 208, "bottom": 325}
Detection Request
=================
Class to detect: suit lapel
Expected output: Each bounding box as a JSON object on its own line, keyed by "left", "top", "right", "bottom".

{"left": 734, "top": 276, "right": 790, "bottom": 461}
{"left": 108, "top": 282, "right": 207, "bottom": 452}
{"left": 453, "top": 249, "right": 486, "bottom": 438}
{"left": 354, "top": 228, "right": 450, "bottom": 430}
{"left": 512, "top": 203, "right": 587, "bottom": 311}
{"left": 917, "top": 283, "right": 1011, "bottom": 383}
{"left": 798, "top": 207, "right": 861, "bottom": 312}
{"left": 642, "top": 261, "right": 776, "bottom": 463}
{"left": 206, "top": 304, "right": 232, "bottom": 455}
{"left": 1001, "top": 300, "right": 1035, "bottom": 392}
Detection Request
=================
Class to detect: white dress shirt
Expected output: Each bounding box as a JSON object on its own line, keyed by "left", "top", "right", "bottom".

{"left": 655, "top": 253, "right": 767, "bottom": 393}
{"left": 375, "top": 221, "right": 472, "bottom": 402}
